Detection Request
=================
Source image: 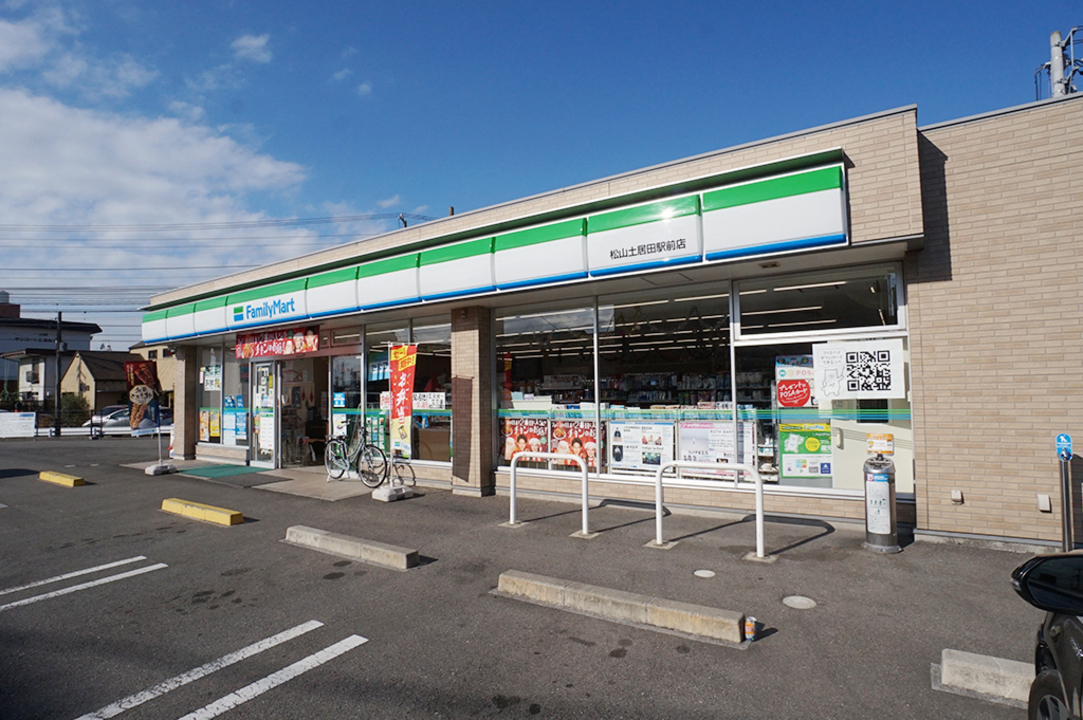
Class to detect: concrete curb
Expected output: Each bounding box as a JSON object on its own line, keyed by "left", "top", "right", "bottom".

{"left": 161, "top": 498, "right": 243, "bottom": 526}
{"left": 496, "top": 570, "right": 746, "bottom": 646}
{"left": 932, "top": 648, "right": 1032, "bottom": 707}
{"left": 283, "top": 525, "right": 419, "bottom": 571}
{"left": 39, "top": 470, "right": 84, "bottom": 487}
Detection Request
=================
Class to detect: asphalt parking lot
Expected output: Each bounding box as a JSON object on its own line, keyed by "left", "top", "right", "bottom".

{"left": 0, "top": 437, "right": 1042, "bottom": 718}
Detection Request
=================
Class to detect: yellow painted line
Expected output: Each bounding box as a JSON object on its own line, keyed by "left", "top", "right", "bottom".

{"left": 161, "top": 498, "right": 243, "bottom": 526}
{"left": 39, "top": 471, "right": 84, "bottom": 487}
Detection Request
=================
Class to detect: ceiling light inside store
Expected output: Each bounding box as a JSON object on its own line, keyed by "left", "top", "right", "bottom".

{"left": 774, "top": 280, "right": 847, "bottom": 292}
{"left": 742, "top": 305, "right": 822, "bottom": 317}
{"left": 738, "top": 289, "right": 767, "bottom": 296}
{"left": 610, "top": 300, "right": 670, "bottom": 309}
{"left": 767, "top": 319, "right": 838, "bottom": 329}
{"left": 673, "top": 293, "right": 729, "bottom": 303}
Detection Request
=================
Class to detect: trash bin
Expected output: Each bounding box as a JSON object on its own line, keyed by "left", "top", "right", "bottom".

{"left": 863, "top": 454, "right": 901, "bottom": 554}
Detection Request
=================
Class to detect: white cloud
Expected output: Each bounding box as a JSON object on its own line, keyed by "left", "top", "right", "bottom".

{"left": 333, "top": 68, "right": 352, "bottom": 82}
{"left": 357, "top": 81, "right": 372, "bottom": 96}
{"left": 169, "top": 100, "right": 205, "bottom": 122}
{"left": 377, "top": 194, "right": 400, "bottom": 208}
{"left": 0, "top": 16, "right": 52, "bottom": 70}
{"left": 231, "top": 34, "right": 271, "bottom": 63}
{"left": 341, "top": 46, "right": 358, "bottom": 60}
{"left": 44, "top": 52, "right": 157, "bottom": 99}
{"left": 0, "top": 87, "right": 308, "bottom": 346}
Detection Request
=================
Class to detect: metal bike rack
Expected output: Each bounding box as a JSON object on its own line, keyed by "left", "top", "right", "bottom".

{"left": 508, "top": 452, "right": 590, "bottom": 536}
{"left": 652, "top": 461, "right": 767, "bottom": 559}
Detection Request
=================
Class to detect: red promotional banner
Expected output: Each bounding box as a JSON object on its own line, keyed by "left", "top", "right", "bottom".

{"left": 235, "top": 327, "right": 319, "bottom": 359}
{"left": 389, "top": 344, "right": 417, "bottom": 459}
{"left": 551, "top": 419, "right": 603, "bottom": 469}
{"left": 125, "top": 360, "right": 161, "bottom": 430}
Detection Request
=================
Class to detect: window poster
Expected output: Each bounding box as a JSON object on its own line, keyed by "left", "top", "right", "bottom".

{"left": 779, "top": 423, "right": 833, "bottom": 480}
{"left": 552, "top": 419, "right": 603, "bottom": 469}
{"left": 199, "top": 410, "right": 210, "bottom": 442}
{"left": 677, "top": 421, "right": 754, "bottom": 471}
{"left": 610, "top": 422, "right": 674, "bottom": 471}
{"left": 813, "top": 338, "right": 905, "bottom": 400}
{"left": 502, "top": 417, "right": 549, "bottom": 461}
{"left": 258, "top": 408, "right": 275, "bottom": 452}
{"left": 775, "top": 355, "right": 815, "bottom": 408}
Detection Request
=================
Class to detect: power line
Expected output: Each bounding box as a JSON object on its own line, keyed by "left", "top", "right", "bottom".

{"left": 0, "top": 212, "right": 436, "bottom": 232}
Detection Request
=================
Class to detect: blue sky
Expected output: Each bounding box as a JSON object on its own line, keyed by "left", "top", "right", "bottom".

{"left": 0, "top": 0, "right": 1078, "bottom": 348}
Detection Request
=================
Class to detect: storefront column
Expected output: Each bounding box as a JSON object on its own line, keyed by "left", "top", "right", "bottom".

{"left": 172, "top": 345, "right": 199, "bottom": 460}
{"left": 451, "top": 307, "right": 494, "bottom": 496}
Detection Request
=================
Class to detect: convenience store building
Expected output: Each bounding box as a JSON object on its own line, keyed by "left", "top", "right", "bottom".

{"left": 142, "top": 94, "right": 1083, "bottom": 549}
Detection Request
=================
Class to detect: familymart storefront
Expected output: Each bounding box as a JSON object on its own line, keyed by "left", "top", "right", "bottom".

{"left": 146, "top": 120, "right": 920, "bottom": 522}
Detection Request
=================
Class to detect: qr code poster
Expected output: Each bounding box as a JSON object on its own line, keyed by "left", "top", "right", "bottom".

{"left": 813, "top": 339, "right": 905, "bottom": 400}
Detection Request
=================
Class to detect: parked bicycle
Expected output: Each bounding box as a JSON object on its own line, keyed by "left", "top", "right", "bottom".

{"left": 324, "top": 422, "right": 388, "bottom": 488}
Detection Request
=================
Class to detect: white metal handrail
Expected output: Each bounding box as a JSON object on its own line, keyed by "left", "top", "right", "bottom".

{"left": 508, "top": 452, "right": 590, "bottom": 535}
{"left": 653, "top": 461, "right": 766, "bottom": 558}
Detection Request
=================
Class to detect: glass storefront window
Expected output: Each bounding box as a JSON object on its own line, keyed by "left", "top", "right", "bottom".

{"left": 365, "top": 322, "right": 408, "bottom": 456}
{"left": 491, "top": 265, "right": 912, "bottom": 495}
{"left": 411, "top": 317, "right": 451, "bottom": 463}
{"left": 496, "top": 301, "right": 598, "bottom": 472}
{"left": 736, "top": 265, "right": 900, "bottom": 337}
{"left": 197, "top": 345, "right": 223, "bottom": 444}
{"left": 220, "top": 351, "right": 249, "bottom": 446}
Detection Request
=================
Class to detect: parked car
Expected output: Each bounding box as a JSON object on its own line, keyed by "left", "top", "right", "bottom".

{"left": 83, "top": 405, "right": 128, "bottom": 427}
{"left": 1011, "top": 553, "right": 1083, "bottom": 720}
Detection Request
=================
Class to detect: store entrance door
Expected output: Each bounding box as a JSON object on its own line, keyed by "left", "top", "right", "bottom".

{"left": 251, "top": 361, "right": 275, "bottom": 467}
{"left": 278, "top": 357, "right": 329, "bottom": 468}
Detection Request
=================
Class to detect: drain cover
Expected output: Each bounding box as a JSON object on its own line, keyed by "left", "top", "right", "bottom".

{"left": 693, "top": 569, "right": 716, "bottom": 579}
{"left": 782, "top": 595, "right": 817, "bottom": 609}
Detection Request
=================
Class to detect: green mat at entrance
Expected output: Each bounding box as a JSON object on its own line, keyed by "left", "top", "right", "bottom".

{"left": 181, "top": 465, "right": 266, "bottom": 479}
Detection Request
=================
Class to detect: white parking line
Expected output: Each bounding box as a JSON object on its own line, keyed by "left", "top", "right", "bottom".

{"left": 74, "top": 620, "right": 325, "bottom": 720}
{"left": 175, "top": 635, "right": 370, "bottom": 720}
{"left": 0, "top": 556, "right": 149, "bottom": 597}
{"left": 0, "top": 563, "right": 167, "bottom": 612}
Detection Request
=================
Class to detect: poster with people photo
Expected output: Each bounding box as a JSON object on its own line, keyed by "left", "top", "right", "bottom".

{"left": 551, "top": 419, "right": 604, "bottom": 470}
{"left": 502, "top": 416, "right": 549, "bottom": 461}
{"left": 610, "top": 422, "right": 674, "bottom": 471}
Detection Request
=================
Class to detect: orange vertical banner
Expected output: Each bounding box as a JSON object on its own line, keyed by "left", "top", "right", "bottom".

{"left": 389, "top": 344, "right": 417, "bottom": 459}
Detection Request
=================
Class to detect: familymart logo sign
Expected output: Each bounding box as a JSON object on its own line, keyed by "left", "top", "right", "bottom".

{"left": 233, "top": 296, "right": 299, "bottom": 324}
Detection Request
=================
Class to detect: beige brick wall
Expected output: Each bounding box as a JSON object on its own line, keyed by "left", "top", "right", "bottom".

{"left": 909, "top": 96, "right": 1083, "bottom": 543}
{"left": 451, "top": 307, "right": 494, "bottom": 493}
{"left": 153, "top": 108, "right": 922, "bottom": 306}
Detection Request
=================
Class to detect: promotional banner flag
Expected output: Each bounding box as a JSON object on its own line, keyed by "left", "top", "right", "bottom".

{"left": 125, "top": 360, "right": 161, "bottom": 431}
{"left": 389, "top": 344, "right": 418, "bottom": 459}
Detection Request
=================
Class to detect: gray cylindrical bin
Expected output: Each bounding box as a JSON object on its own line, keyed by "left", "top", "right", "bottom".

{"left": 863, "top": 454, "right": 901, "bottom": 554}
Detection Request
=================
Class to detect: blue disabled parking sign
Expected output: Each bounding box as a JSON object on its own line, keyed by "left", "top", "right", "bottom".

{"left": 1057, "top": 434, "right": 1072, "bottom": 461}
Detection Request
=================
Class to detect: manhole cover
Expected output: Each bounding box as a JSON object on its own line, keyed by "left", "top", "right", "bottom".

{"left": 782, "top": 595, "right": 817, "bottom": 609}
{"left": 693, "top": 569, "right": 716, "bottom": 579}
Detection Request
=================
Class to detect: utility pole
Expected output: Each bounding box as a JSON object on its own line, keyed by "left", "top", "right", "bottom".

{"left": 54, "top": 311, "right": 62, "bottom": 437}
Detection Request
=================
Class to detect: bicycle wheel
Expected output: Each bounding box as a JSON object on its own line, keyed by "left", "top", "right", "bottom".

{"left": 358, "top": 444, "right": 388, "bottom": 488}
{"left": 324, "top": 440, "right": 348, "bottom": 480}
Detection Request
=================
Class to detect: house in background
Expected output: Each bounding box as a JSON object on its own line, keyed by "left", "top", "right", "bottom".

{"left": 0, "top": 291, "right": 100, "bottom": 400}
{"left": 61, "top": 351, "right": 145, "bottom": 411}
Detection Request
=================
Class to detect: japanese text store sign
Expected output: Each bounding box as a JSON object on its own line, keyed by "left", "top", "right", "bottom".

{"left": 389, "top": 344, "right": 417, "bottom": 459}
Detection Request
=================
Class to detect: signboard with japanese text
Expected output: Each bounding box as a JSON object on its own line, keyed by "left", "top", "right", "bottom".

{"left": 389, "top": 344, "right": 417, "bottom": 459}
{"left": 551, "top": 419, "right": 603, "bottom": 469}
{"left": 775, "top": 355, "right": 815, "bottom": 408}
{"left": 677, "top": 421, "right": 755, "bottom": 471}
{"left": 125, "top": 360, "right": 161, "bottom": 431}
{"left": 235, "top": 326, "right": 319, "bottom": 359}
{"left": 502, "top": 416, "right": 550, "bottom": 461}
